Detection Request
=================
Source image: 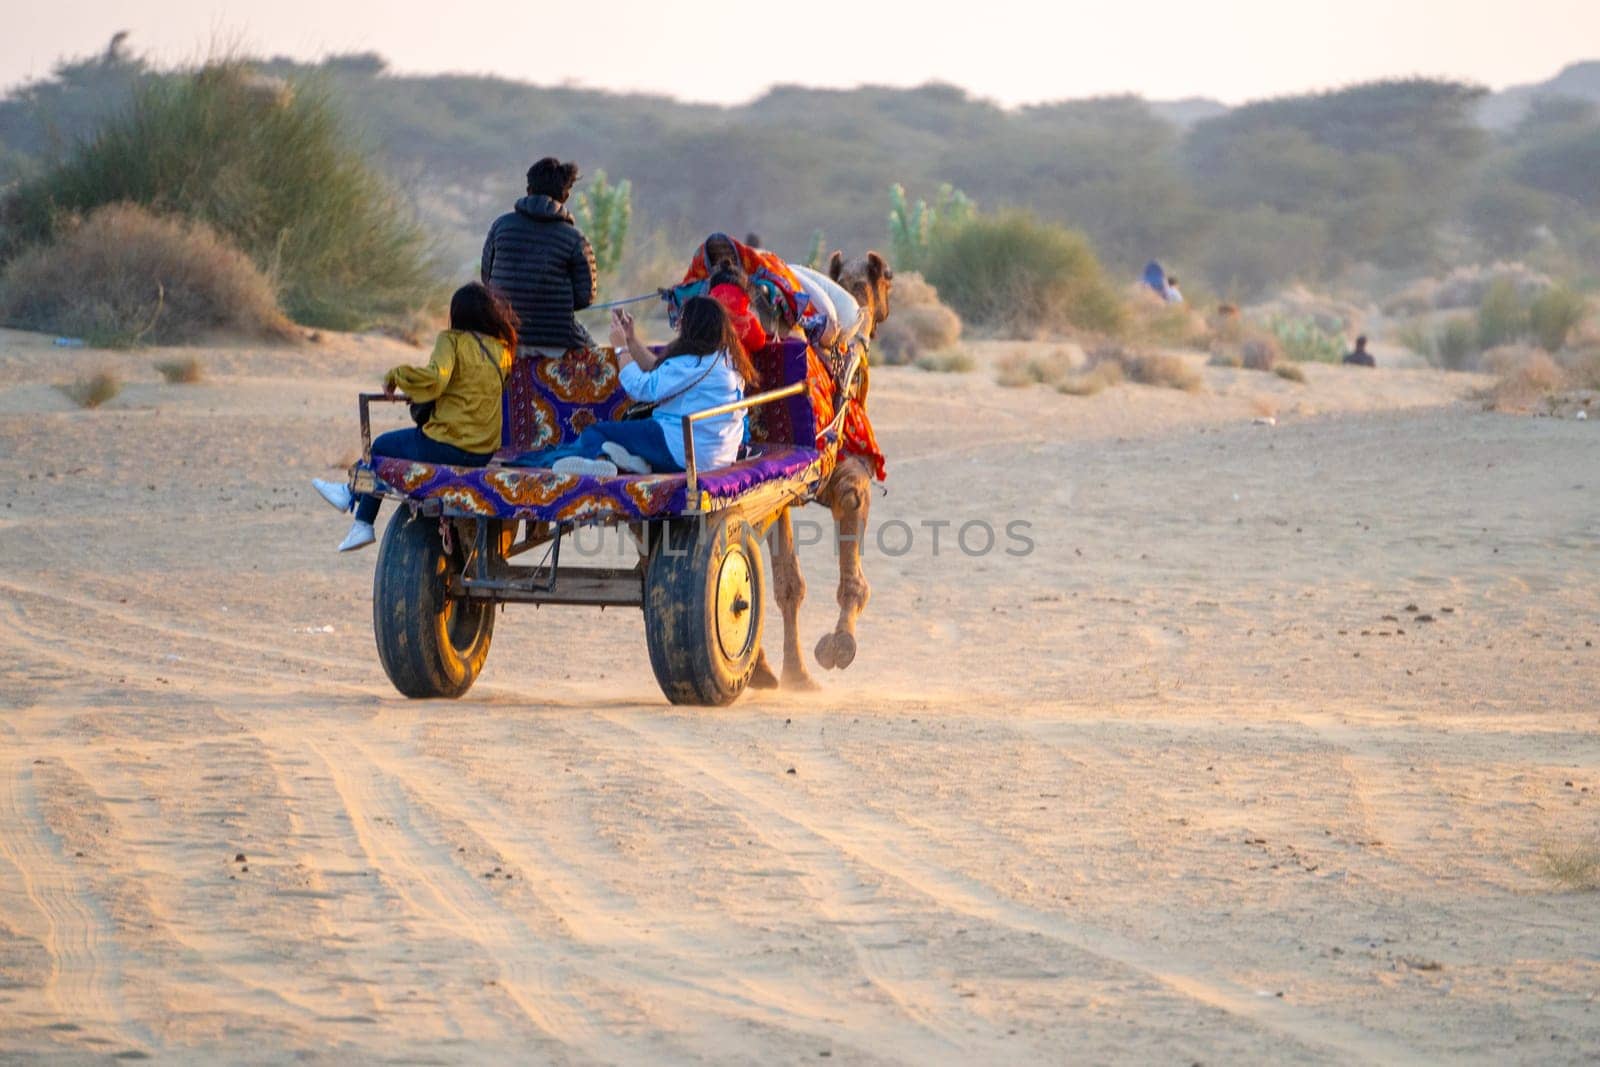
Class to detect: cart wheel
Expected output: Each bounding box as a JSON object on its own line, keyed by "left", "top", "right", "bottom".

{"left": 644, "top": 514, "right": 765, "bottom": 706}
{"left": 373, "top": 512, "right": 495, "bottom": 698}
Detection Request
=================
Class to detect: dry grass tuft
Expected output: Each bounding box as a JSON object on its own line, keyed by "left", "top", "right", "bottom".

{"left": 1241, "top": 336, "right": 1282, "bottom": 371}
{"left": 58, "top": 370, "right": 122, "bottom": 408}
{"left": 1274, "top": 362, "right": 1307, "bottom": 383}
{"left": 875, "top": 272, "right": 962, "bottom": 366}
{"left": 0, "top": 203, "right": 294, "bottom": 347}
{"left": 1479, "top": 346, "right": 1568, "bottom": 410}
{"left": 914, "top": 348, "right": 974, "bottom": 373}
{"left": 1056, "top": 360, "right": 1124, "bottom": 396}
{"left": 154, "top": 357, "right": 204, "bottom": 384}
{"left": 1560, "top": 347, "right": 1600, "bottom": 390}
{"left": 1539, "top": 842, "right": 1600, "bottom": 891}
{"left": 996, "top": 346, "right": 1080, "bottom": 388}
{"left": 1093, "top": 342, "right": 1203, "bottom": 392}
{"left": 1209, "top": 323, "right": 1283, "bottom": 372}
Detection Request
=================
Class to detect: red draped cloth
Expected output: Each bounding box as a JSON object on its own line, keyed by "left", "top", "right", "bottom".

{"left": 686, "top": 234, "right": 886, "bottom": 481}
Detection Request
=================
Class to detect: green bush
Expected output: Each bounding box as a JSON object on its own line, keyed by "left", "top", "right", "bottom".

{"left": 1398, "top": 315, "right": 1481, "bottom": 370}
{"left": 1267, "top": 315, "right": 1344, "bottom": 362}
{"left": 1527, "top": 285, "right": 1588, "bottom": 352}
{"left": 1476, "top": 278, "right": 1529, "bottom": 350}
{"left": 1437, "top": 316, "right": 1480, "bottom": 370}
{"left": 923, "top": 213, "right": 1125, "bottom": 336}
{"left": 4, "top": 62, "right": 439, "bottom": 329}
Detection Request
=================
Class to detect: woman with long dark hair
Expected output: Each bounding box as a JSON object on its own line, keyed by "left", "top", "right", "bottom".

{"left": 312, "top": 282, "right": 518, "bottom": 550}
{"left": 513, "top": 295, "right": 755, "bottom": 477}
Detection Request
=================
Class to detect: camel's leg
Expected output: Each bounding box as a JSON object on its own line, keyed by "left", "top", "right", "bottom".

{"left": 751, "top": 508, "right": 818, "bottom": 690}
{"left": 814, "top": 459, "right": 871, "bottom": 671}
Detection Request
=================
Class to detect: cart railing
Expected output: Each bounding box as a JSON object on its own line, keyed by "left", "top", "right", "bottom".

{"left": 358, "top": 391, "right": 409, "bottom": 462}
{"left": 679, "top": 381, "right": 806, "bottom": 498}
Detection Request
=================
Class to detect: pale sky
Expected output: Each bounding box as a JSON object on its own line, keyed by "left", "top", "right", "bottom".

{"left": 3, "top": 0, "right": 1596, "bottom": 106}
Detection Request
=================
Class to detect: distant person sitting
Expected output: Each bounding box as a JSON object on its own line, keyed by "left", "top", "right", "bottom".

{"left": 1343, "top": 335, "right": 1376, "bottom": 367}
{"left": 480, "top": 156, "right": 598, "bottom": 357}
{"left": 1164, "top": 275, "right": 1184, "bottom": 304}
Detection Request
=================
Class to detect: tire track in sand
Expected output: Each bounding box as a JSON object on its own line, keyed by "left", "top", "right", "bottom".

{"left": 597, "top": 711, "right": 1423, "bottom": 1066}
{"left": 0, "top": 756, "right": 143, "bottom": 1052}
{"left": 329, "top": 726, "right": 962, "bottom": 1058}
{"left": 301, "top": 737, "right": 630, "bottom": 1059}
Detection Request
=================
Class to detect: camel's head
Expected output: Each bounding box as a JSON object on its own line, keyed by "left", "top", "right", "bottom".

{"left": 828, "top": 250, "right": 893, "bottom": 339}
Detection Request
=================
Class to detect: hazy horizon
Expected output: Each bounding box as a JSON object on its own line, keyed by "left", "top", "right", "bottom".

{"left": 4, "top": 0, "right": 1598, "bottom": 108}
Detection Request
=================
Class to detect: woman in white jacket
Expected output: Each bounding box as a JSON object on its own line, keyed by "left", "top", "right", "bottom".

{"left": 514, "top": 296, "right": 754, "bottom": 477}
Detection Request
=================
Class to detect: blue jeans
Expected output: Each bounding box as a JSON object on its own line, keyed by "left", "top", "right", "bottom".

{"left": 358, "top": 427, "right": 494, "bottom": 523}
{"left": 512, "top": 420, "right": 683, "bottom": 473}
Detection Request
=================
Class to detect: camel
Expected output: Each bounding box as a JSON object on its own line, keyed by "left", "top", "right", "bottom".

{"left": 751, "top": 250, "right": 891, "bottom": 690}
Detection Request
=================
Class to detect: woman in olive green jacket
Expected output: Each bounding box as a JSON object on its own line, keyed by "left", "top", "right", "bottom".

{"left": 312, "top": 283, "right": 518, "bottom": 551}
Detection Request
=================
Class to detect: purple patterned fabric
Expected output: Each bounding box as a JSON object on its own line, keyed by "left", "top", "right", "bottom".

{"left": 369, "top": 443, "right": 825, "bottom": 524}
{"left": 501, "top": 340, "right": 817, "bottom": 452}
{"left": 368, "top": 341, "right": 826, "bottom": 523}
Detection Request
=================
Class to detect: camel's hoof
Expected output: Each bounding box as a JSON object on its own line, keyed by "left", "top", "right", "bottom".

{"left": 783, "top": 668, "right": 822, "bottom": 691}
{"left": 814, "top": 632, "right": 857, "bottom": 671}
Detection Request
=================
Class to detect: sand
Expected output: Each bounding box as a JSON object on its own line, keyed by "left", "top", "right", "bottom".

{"left": 1, "top": 326, "right": 1597, "bottom": 1064}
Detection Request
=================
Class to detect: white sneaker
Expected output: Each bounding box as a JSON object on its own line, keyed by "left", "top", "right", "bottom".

{"left": 312, "top": 477, "right": 354, "bottom": 513}
{"left": 338, "top": 520, "right": 376, "bottom": 552}
{"left": 600, "top": 441, "right": 653, "bottom": 474}
{"left": 552, "top": 456, "right": 619, "bottom": 478}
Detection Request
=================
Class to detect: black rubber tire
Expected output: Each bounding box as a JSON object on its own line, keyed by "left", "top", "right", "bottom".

{"left": 373, "top": 512, "right": 495, "bottom": 699}
{"left": 643, "top": 514, "right": 765, "bottom": 706}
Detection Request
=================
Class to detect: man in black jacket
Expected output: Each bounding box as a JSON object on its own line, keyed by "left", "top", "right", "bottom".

{"left": 481, "top": 158, "right": 598, "bottom": 354}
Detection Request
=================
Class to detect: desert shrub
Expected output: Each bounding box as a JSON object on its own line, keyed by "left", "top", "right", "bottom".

{"left": 1127, "top": 290, "right": 1211, "bottom": 347}
{"left": 996, "top": 346, "right": 1079, "bottom": 388}
{"left": 1268, "top": 315, "right": 1344, "bottom": 363}
{"left": 1436, "top": 316, "right": 1481, "bottom": 370}
{"left": 1241, "top": 335, "right": 1282, "bottom": 371}
{"left": 58, "top": 370, "right": 121, "bottom": 408}
{"left": 1477, "top": 278, "right": 1530, "bottom": 350}
{"left": 1396, "top": 320, "right": 1433, "bottom": 359}
{"left": 1208, "top": 322, "right": 1281, "bottom": 371}
{"left": 1538, "top": 842, "right": 1600, "bottom": 890}
{"left": 1056, "top": 360, "right": 1124, "bottom": 396}
{"left": 872, "top": 270, "right": 962, "bottom": 365}
{"left": 0, "top": 203, "right": 293, "bottom": 345}
{"left": 876, "top": 305, "right": 961, "bottom": 364}
{"left": 1090, "top": 341, "right": 1202, "bottom": 392}
{"left": 1562, "top": 347, "right": 1600, "bottom": 389}
{"left": 154, "top": 357, "right": 203, "bottom": 383}
{"left": 4, "top": 62, "right": 439, "bottom": 329}
{"left": 1481, "top": 347, "right": 1567, "bottom": 408}
{"left": 923, "top": 213, "right": 1125, "bottom": 336}
{"left": 1527, "top": 285, "right": 1588, "bottom": 352}
{"left": 1274, "top": 362, "right": 1307, "bottom": 383}
{"left": 914, "top": 348, "right": 974, "bottom": 373}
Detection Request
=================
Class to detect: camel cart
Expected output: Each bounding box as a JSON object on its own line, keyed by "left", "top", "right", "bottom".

{"left": 344, "top": 339, "right": 860, "bottom": 706}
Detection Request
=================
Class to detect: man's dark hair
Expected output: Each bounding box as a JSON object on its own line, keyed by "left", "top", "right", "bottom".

{"left": 527, "top": 157, "right": 581, "bottom": 202}
{"left": 1355, "top": 335, "right": 1368, "bottom": 348}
